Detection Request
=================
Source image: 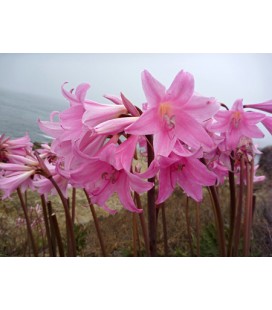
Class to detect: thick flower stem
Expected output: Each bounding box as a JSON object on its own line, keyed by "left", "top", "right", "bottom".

{"left": 160, "top": 203, "right": 169, "bottom": 256}
{"left": 146, "top": 134, "right": 157, "bottom": 256}
{"left": 40, "top": 194, "right": 54, "bottom": 257}
{"left": 228, "top": 155, "right": 236, "bottom": 256}
{"left": 208, "top": 186, "right": 226, "bottom": 256}
{"left": 17, "top": 188, "right": 38, "bottom": 257}
{"left": 134, "top": 192, "right": 150, "bottom": 256}
{"left": 233, "top": 157, "right": 245, "bottom": 256}
{"left": 132, "top": 214, "right": 138, "bottom": 256}
{"left": 185, "top": 197, "right": 194, "bottom": 256}
{"left": 71, "top": 188, "right": 76, "bottom": 225}
{"left": 243, "top": 160, "right": 254, "bottom": 256}
{"left": 83, "top": 189, "right": 106, "bottom": 256}
{"left": 48, "top": 176, "right": 76, "bottom": 256}
{"left": 51, "top": 212, "right": 65, "bottom": 257}
{"left": 196, "top": 202, "right": 200, "bottom": 257}
{"left": 47, "top": 201, "right": 57, "bottom": 257}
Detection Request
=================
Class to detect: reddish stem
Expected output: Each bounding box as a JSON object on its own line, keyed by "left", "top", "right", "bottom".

{"left": 83, "top": 189, "right": 106, "bottom": 256}
{"left": 17, "top": 188, "right": 38, "bottom": 257}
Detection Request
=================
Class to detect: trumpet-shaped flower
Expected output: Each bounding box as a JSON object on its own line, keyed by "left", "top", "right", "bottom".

{"left": 70, "top": 137, "right": 153, "bottom": 213}
{"left": 139, "top": 153, "right": 216, "bottom": 203}
{"left": 126, "top": 70, "right": 219, "bottom": 157}
{"left": 210, "top": 99, "right": 265, "bottom": 150}
{"left": 0, "top": 133, "right": 32, "bottom": 163}
{"left": 244, "top": 99, "right": 272, "bottom": 114}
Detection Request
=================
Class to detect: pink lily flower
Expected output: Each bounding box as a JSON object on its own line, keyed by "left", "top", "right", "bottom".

{"left": 93, "top": 117, "right": 138, "bottom": 135}
{"left": 0, "top": 133, "right": 32, "bottom": 163}
{"left": 210, "top": 99, "right": 265, "bottom": 150}
{"left": 70, "top": 137, "right": 153, "bottom": 213}
{"left": 139, "top": 153, "right": 216, "bottom": 203}
{"left": 126, "top": 70, "right": 219, "bottom": 157}
{"left": 244, "top": 99, "right": 272, "bottom": 114}
{"left": 261, "top": 116, "right": 272, "bottom": 135}
{"left": 0, "top": 158, "right": 37, "bottom": 198}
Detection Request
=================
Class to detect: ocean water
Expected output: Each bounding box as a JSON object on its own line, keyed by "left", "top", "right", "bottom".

{"left": 0, "top": 89, "right": 66, "bottom": 142}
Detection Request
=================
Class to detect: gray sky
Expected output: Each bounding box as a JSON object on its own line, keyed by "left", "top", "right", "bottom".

{"left": 0, "top": 53, "right": 272, "bottom": 146}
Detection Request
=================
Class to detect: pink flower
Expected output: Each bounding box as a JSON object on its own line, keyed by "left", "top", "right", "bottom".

{"left": 70, "top": 137, "right": 153, "bottom": 213}
{"left": 261, "top": 116, "right": 272, "bottom": 134}
{"left": 0, "top": 133, "right": 32, "bottom": 163}
{"left": 139, "top": 153, "right": 216, "bottom": 203}
{"left": 93, "top": 117, "right": 138, "bottom": 135}
{"left": 244, "top": 99, "right": 272, "bottom": 113}
{"left": 126, "top": 70, "right": 219, "bottom": 157}
{"left": 0, "top": 164, "right": 35, "bottom": 198}
{"left": 210, "top": 99, "right": 265, "bottom": 150}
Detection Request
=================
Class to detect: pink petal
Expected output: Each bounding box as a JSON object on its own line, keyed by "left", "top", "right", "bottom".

{"left": 104, "top": 94, "right": 123, "bottom": 105}
{"left": 175, "top": 112, "right": 214, "bottom": 151}
{"left": 93, "top": 117, "right": 138, "bottom": 135}
{"left": 156, "top": 168, "right": 175, "bottom": 204}
{"left": 38, "top": 119, "right": 63, "bottom": 138}
{"left": 244, "top": 100, "right": 272, "bottom": 113}
{"left": 0, "top": 163, "right": 33, "bottom": 171}
{"left": 75, "top": 83, "right": 90, "bottom": 103}
{"left": 183, "top": 95, "right": 220, "bottom": 122}
{"left": 231, "top": 99, "right": 244, "bottom": 111}
{"left": 141, "top": 70, "right": 166, "bottom": 108}
{"left": 244, "top": 111, "right": 266, "bottom": 124}
{"left": 116, "top": 173, "right": 141, "bottom": 213}
{"left": 127, "top": 171, "right": 154, "bottom": 194}
{"left": 262, "top": 116, "right": 272, "bottom": 134}
{"left": 153, "top": 128, "right": 177, "bottom": 157}
{"left": 120, "top": 93, "right": 140, "bottom": 116}
{"left": 240, "top": 123, "right": 264, "bottom": 138}
{"left": 165, "top": 70, "right": 194, "bottom": 105}
{"left": 125, "top": 108, "right": 161, "bottom": 135}
{"left": 177, "top": 174, "right": 203, "bottom": 202}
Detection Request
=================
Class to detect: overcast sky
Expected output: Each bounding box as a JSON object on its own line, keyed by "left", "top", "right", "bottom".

{"left": 0, "top": 53, "right": 272, "bottom": 146}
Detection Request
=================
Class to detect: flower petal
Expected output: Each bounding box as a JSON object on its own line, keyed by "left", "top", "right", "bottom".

{"left": 125, "top": 108, "right": 161, "bottom": 135}
{"left": 183, "top": 95, "right": 220, "bottom": 122}
{"left": 165, "top": 70, "right": 194, "bottom": 105}
{"left": 175, "top": 112, "right": 214, "bottom": 151}
{"left": 141, "top": 70, "right": 166, "bottom": 108}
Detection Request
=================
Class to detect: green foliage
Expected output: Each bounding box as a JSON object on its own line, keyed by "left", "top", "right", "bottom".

{"left": 200, "top": 224, "right": 219, "bottom": 257}
{"left": 74, "top": 224, "right": 88, "bottom": 254}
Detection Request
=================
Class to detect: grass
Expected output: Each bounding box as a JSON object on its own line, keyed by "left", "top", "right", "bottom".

{"left": 1, "top": 172, "right": 272, "bottom": 256}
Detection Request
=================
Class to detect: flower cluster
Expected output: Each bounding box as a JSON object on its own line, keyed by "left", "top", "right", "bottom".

{"left": 1, "top": 69, "right": 271, "bottom": 213}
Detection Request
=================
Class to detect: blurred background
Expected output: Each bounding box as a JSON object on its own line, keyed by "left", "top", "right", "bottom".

{"left": 0, "top": 53, "right": 271, "bottom": 146}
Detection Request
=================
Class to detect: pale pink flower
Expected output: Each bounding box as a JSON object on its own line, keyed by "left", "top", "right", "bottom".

{"left": 139, "top": 153, "right": 216, "bottom": 203}
{"left": 244, "top": 99, "right": 272, "bottom": 113}
{"left": 70, "top": 137, "right": 153, "bottom": 213}
{"left": 126, "top": 70, "right": 219, "bottom": 157}
{"left": 210, "top": 99, "right": 265, "bottom": 150}
{"left": 93, "top": 117, "right": 138, "bottom": 135}
{"left": 0, "top": 133, "right": 32, "bottom": 163}
{"left": 261, "top": 116, "right": 272, "bottom": 134}
{"left": 0, "top": 166, "right": 35, "bottom": 199}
